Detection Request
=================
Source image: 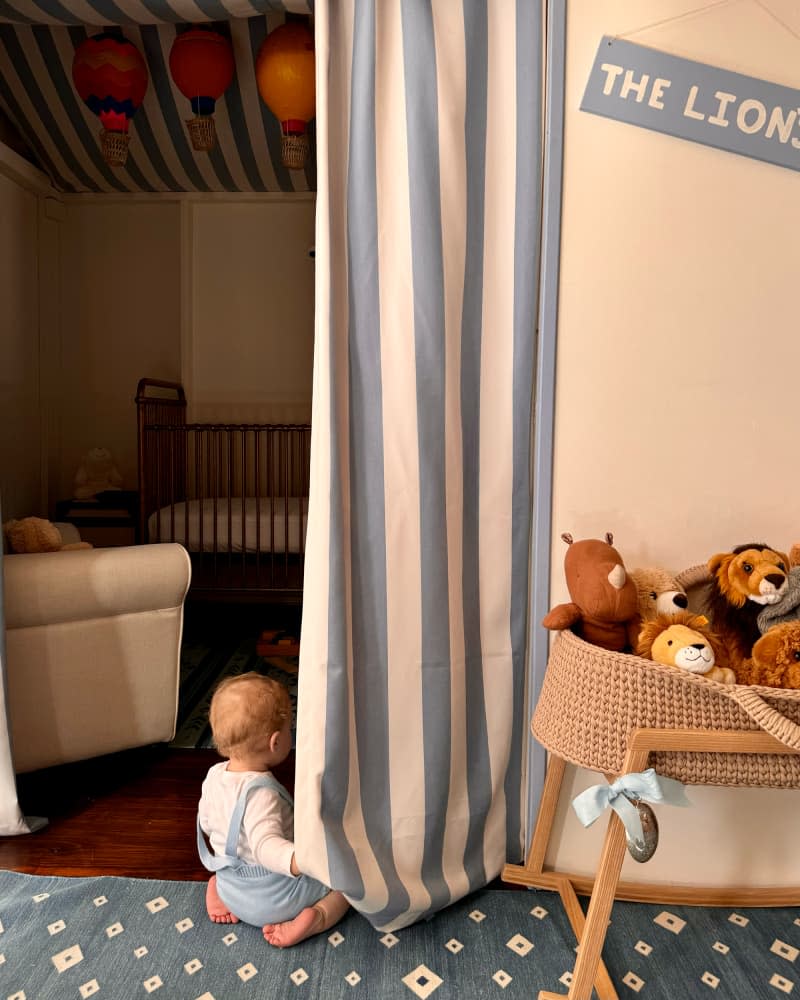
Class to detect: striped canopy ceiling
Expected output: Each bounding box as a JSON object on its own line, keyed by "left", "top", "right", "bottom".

{"left": 0, "top": 1, "right": 316, "bottom": 193}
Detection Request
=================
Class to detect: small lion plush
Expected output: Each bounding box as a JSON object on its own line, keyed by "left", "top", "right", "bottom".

{"left": 637, "top": 612, "right": 736, "bottom": 684}
{"left": 542, "top": 532, "right": 639, "bottom": 652}
{"left": 626, "top": 566, "right": 689, "bottom": 648}
{"left": 736, "top": 622, "right": 800, "bottom": 688}
{"left": 3, "top": 517, "right": 92, "bottom": 553}
{"left": 703, "top": 543, "right": 790, "bottom": 674}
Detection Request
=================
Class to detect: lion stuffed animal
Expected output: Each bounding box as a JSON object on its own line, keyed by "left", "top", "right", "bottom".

{"left": 703, "top": 543, "right": 790, "bottom": 674}
{"left": 736, "top": 622, "right": 800, "bottom": 688}
{"left": 637, "top": 612, "right": 736, "bottom": 684}
{"left": 542, "top": 532, "right": 639, "bottom": 652}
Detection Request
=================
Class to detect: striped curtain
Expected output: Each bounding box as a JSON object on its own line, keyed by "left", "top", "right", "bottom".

{"left": 294, "top": 0, "right": 541, "bottom": 931}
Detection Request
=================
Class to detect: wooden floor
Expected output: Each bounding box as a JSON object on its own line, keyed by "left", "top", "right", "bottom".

{"left": 1, "top": 745, "right": 295, "bottom": 881}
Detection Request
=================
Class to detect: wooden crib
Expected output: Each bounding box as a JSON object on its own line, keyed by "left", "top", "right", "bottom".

{"left": 136, "top": 378, "right": 311, "bottom": 603}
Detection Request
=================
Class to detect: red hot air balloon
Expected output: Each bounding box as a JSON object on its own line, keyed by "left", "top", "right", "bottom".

{"left": 72, "top": 31, "right": 148, "bottom": 166}
{"left": 169, "top": 27, "right": 235, "bottom": 152}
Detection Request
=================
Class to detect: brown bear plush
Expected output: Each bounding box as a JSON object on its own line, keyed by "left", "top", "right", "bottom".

{"left": 703, "top": 543, "right": 790, "bottom": 674}
{"left": 542, "top": 532, "right": 639, "bottom": 652}
{"left": 636, "top": 611, "right": 736, "bottom": 684}
{"left": 736, "top": 621, "right": 800, "bottom": 688}
{"left": 626, "top": 566, "right": 689, "bottom": 649}
{"left": 3, "top": 517, "right": 92, "bottom": 553}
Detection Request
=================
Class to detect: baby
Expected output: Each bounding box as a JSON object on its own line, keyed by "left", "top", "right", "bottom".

{"left": 198, "top": 671, "right": 348, "bottom": 946}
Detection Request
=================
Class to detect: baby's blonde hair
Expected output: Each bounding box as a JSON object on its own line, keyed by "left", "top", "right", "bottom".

{"left": 209, "top": 671, "right": 291, "bottom": 758}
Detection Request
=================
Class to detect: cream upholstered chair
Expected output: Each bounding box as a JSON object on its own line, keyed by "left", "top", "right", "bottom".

{"left": 2, "top": 541, "right": 191, "bottom": 773}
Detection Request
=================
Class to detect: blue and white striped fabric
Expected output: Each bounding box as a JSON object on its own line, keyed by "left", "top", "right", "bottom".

{"left": 294, "top": 0, "right": 541, "bottom": 931}
{"left": 0, "top": 1, "right": 311, "bottom": 26}
{"left": 0, "top": 3, "right": 314, "bottom": 192}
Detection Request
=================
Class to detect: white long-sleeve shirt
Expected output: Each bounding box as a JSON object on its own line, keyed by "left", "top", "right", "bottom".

{"left": 198, "top": 763, "right": 296, "bottom": 878}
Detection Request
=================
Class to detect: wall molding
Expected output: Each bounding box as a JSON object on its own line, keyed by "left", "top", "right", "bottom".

{"left": 0, "top": 141, "right": 57, "bottom": 198}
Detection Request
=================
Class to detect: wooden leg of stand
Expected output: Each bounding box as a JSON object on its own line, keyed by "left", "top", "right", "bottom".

{"left": 503, "top": 754, "right": 566, "bottom": 885}
{"left": 502, "top": 755, "right": 617, "bottom": 999}
{"left": 553, "top": 877, "right": 619, "bottom": 1000}
{"left": 527, "top": 755, "right": 567, "bottom": 874}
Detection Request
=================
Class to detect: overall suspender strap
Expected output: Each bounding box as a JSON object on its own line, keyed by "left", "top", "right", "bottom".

{"left": 223, "top": 775, "right": 274, "bottom": 857}
{"left": 198, "top": 772, "right": 294, "bottom": 872}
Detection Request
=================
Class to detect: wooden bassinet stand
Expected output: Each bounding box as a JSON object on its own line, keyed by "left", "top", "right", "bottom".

{"left": 502, "top": 623, "right": 800, "bottom": 1000}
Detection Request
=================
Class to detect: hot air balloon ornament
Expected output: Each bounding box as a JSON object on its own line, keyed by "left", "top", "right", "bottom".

{"left": 169, "top": 27, "right": 235, "bottom": 153}
{"left": 72, "top": 30, "right": 148, "bottom": 167}
{"left": 255, "top": 20, "right": 315, "bottom": 170}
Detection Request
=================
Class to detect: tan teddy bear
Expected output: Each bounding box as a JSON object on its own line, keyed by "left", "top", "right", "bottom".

{"left": 3, "top": 517, "right": 92, "bottom": 553}
{"left": 626, "top": 566, "right": 689, "bottom": 649}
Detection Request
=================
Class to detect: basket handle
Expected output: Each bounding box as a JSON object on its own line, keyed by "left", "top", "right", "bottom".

{"left": 722, "top": 685, "right": 800, "bottom": 751}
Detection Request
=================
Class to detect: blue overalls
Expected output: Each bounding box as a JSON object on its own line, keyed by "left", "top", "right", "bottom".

{"left": 197, "top": 773, "right": 329, "bottom": 927}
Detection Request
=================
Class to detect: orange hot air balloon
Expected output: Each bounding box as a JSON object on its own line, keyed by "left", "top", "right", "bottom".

{"left": 255, "top": 20, "right": 315, "bottom": 170}
{"left": 72, "top": 31, "right": 148, "bottom": 166}
{"left": 169, "top": 27, "right": 235, "bottom": 152}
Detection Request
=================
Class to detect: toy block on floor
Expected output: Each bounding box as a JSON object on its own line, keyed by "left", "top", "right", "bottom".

{"left": 257, "top": 629, "right": 300, "bottom": 660}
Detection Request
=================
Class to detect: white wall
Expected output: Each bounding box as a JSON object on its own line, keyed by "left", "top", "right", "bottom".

{"left": 547, "top": 0, "right": 800, "bottom": 888}
{"left": 57, "top": 195, "right": 315, "bottom": 501}
{"left": 189, "top": 198, "right": 315, "bottom": 424}
{"left": 60, "top": 201, "right": 182, "bottom": 500}
{"left": 0, "top": 149, "right": 52, "bottom": 521}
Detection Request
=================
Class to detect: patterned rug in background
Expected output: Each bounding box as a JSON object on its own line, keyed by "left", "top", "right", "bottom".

{"left": 171, "top": 634, "right": 299, "bottom": 749}
{"left": 1, "top": 871, "right": 798, "bottom": 999}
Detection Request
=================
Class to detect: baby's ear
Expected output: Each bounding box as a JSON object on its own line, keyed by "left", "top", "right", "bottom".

{"left": 269, "top": 730, "right": 282, "bottom": 753}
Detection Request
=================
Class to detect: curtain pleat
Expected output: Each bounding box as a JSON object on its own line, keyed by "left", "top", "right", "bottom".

{"left": 295, "top": 0, "right": 542, "bottom": 931}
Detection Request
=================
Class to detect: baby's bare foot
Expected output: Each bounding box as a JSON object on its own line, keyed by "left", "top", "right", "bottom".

{"left": 263, "top": 905, "right": 323, "bottom": 947}
{"left": 206, "top": 876, "right": 239, "bottom": 924}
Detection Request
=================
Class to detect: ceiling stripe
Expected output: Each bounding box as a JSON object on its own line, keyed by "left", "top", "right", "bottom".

{"left": 0, "top": 1, "right": 36, "bottom": 25}
{"left": 0, "top": 69, "right": 71, "bottom": 187}
{"left": 1, "top": 25, "right": 98, "bottom": 190}
{"left": 229, "top": 15, "right": 279, "bottom": 191}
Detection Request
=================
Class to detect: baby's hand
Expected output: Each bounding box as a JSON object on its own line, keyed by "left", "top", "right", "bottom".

{"left": 290, "top": 853, "right": 300, "bottom": 877}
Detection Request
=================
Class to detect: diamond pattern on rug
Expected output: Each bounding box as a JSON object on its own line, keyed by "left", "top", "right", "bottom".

{"left": 1, "top": 872, "right": 799, "bottom": 999}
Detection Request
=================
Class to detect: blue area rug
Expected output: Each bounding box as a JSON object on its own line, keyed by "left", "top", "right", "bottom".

{"left": 171, "top": 635, "right": 298, "bottom": 749}
{"left": 0, "top": 871, "right": 799, "bottom": 999}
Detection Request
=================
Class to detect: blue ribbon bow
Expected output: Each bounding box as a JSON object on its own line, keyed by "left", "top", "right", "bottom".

{"left": 572, "top": 768, "right": 691, "bottom": 846}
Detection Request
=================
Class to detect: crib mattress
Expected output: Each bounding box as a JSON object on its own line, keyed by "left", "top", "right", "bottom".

{"left": 147, "top": 497, "right": 308, "bottom": 554}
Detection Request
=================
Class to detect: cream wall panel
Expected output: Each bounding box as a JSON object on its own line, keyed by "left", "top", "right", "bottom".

{"left": 0, "top": 172, "right": 41, "bottom": 521}
{"left": 60, "top": 202, "right": 181, "bottom": 500}
{"left": 189, "top": 199, "right": 315, "bottom": 424}
{"left": 547, "top": 1, "right": 800, "bottom": 887}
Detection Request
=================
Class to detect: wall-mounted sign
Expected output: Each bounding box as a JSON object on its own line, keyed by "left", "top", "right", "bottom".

{"left": 581, "top": 36, "right": 800, "bottom": 173}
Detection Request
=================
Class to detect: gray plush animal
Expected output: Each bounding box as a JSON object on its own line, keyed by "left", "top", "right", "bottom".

{"left": 757, "top": 566, "right": 800, "bottom": 634}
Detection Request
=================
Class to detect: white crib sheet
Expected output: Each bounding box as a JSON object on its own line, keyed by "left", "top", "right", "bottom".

{"left": 148, "top": 497, "right": 308, "bottom": 554}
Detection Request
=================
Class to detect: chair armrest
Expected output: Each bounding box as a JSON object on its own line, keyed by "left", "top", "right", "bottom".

{"left": 3, "top": 543, "right": 191, "bottom": 630}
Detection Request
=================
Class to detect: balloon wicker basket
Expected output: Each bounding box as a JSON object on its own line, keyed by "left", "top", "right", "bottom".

{"left": 100, "top": 129, "right": 130, "bottom": 167}
{"left": 186, "top": 115, "right": 216, "bottom": 152}
{"left": 281, "top": 132, "right": 309, "bottom": 170}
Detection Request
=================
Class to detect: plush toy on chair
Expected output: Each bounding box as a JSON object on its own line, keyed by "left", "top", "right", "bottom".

{"left": 542, "top": 532, "right": 639, "bottom": 652}
{"left": 3, "top": 517, "right": 92, "bottom": 553}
